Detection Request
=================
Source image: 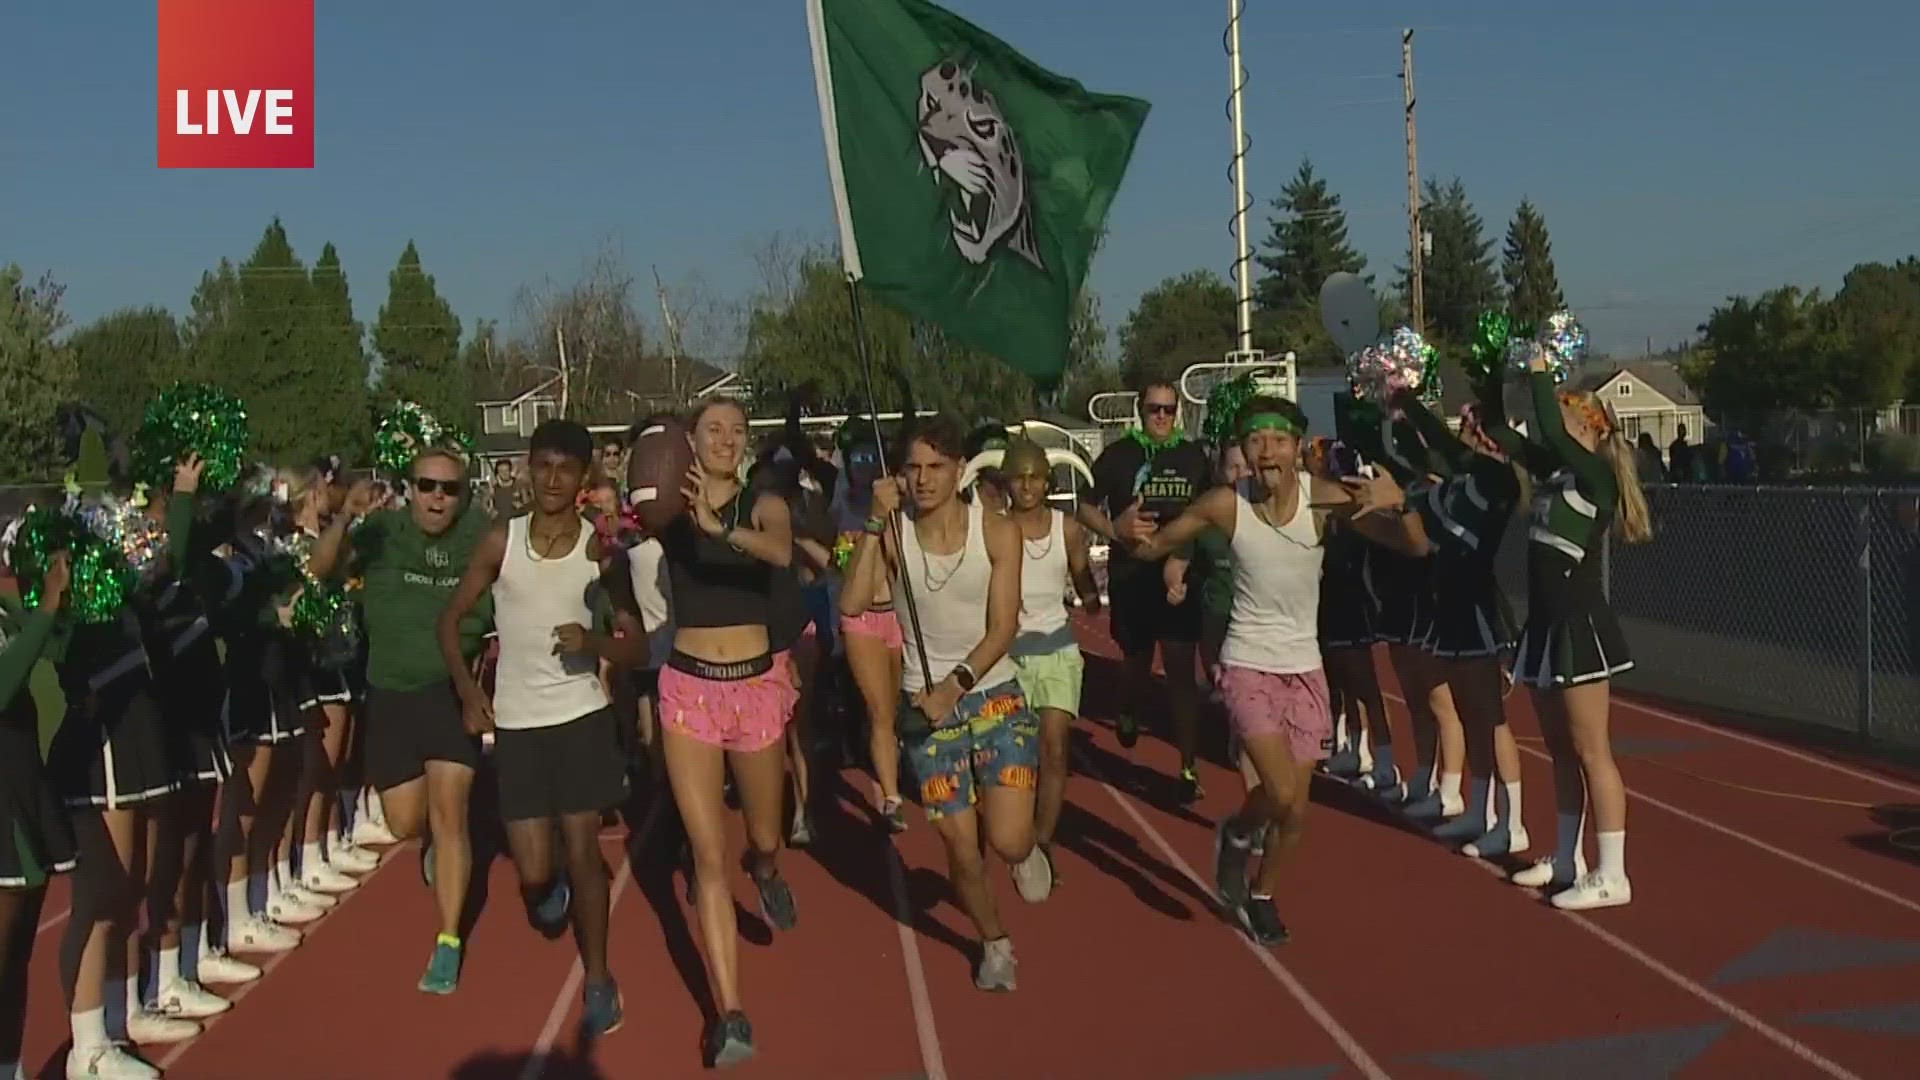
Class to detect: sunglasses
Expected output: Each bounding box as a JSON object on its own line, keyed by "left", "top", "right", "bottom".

{"left": 1143, "top": 403, "right": 1179, "bottom": 417}
{"left": 411, "top": 477, "right": 464, "bottom": 496}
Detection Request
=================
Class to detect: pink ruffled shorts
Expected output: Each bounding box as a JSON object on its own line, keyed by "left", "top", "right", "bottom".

{"left": 659, "top": 660, "right": 799, "bottom": 754}
{"left": 1215, "top": 664, "right": 1333, "bottom": 764}
{"left": 840, "top": 607, "right": 904, "bottom": 651}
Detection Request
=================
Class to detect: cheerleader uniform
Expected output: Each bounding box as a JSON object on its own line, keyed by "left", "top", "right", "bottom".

{"left": 1316, "top": 524, "right": 1375, "bottom": 651}
{"left": 1399, "top": 397, "right": 1520, "bottom": 659}
{"left": 219, "top": 536, "right": 308, "bottom": 747}
{"left": 1337, "top": 396, "right": 1444, "bottom": 647}
{"left": 155, "top": 524, "right": 244, "bottom": 786}
{"left": 1493, "top": 372, "right": 1633, "bottom": 688}
{"left": 42, "top": 494, "right": 209, "bottom": 812}
{"left": 0, "top": 598, "right": 77, "bottom": 889}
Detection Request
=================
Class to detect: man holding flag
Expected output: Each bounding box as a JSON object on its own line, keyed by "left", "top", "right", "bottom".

{"left": 807, "top": 0, "right": 1146, "bottom": 992}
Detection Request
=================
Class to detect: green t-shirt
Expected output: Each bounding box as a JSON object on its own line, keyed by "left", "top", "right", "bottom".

{"left": 1195, "top": 527, "right": 1235, "bottom": 617}
{"left": 352, "top": 506, "right": 493, "bottom": 691}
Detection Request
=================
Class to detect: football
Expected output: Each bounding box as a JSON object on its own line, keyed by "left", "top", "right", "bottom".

{"left": 626, "top": 416, "right": 694, "bottom": 534}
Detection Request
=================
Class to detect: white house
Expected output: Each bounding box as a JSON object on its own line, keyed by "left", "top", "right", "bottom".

{"left": 1572, "top": 361, "right": 1707, "bottom": 447}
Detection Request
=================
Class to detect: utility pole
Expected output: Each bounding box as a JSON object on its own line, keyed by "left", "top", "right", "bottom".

{"left": 1402, "top": 28, "right": 1425, "bottom": 337}
{"left": 651, "top": 265, "right": 683, "bottom": 406}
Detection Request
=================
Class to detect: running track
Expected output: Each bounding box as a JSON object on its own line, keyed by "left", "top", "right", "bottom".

{"left": 18, "top": 613, "right": 1920, "bottom": 1079}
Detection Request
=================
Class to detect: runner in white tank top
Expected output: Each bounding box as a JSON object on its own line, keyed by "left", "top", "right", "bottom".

{"left": 437, "top": 420, "right": 648, "bottom": 1040}
{"left": 1121, "top": 396, "right": 1429, "bottom": 948}
{"left": 839, "top": 419, "right": 1052, "bottom": 991}
{"left": 1000, "top": 439, "right": 1102, "bottom": 872}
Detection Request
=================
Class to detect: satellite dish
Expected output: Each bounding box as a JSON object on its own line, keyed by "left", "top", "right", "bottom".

{"left": 1319, "top": 273, "right": 1379, "bottom": 355}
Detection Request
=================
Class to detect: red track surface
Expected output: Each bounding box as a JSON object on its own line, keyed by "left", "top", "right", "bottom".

{"left": 19, "top": 613, "right": 1920, "bottom": 1079}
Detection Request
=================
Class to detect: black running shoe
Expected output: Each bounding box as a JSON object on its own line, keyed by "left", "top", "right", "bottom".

{"left": 1116, "top": 713, "right": 1140, "bottom": 750}
{"left": 705, "top": 1010, "right": 756, "bottom": 1069}
{"left": 1237, "top": 896, "right": 1290, "bottom": 947}
{"left": 1178, "top": 767, "right": 1204, "bottom": 804}
{"left": 753, "top": 869, "right": 798, "bottom": 931}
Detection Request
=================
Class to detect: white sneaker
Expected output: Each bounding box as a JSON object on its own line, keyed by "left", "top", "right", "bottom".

{"left": 151, "top": 978, "right": 232, "bottom": 1019}
{"left": 1511, "top": 849, "right": 1586, "bottom": 889}
{"left": 264, "top": 892, "right": 324, "bottom": 925}
{"left": 66, "top": 1044, "right": 158, "bottom": 1079}
{"left": 352, "top": 815, "right": 398, "bottom": 848}
{"left": 230, "top": 914, "right": 301, "bottom": 953}
{"left": 1550, "top": 870, "right": 1632, "bottom": 911}
{"left": 301, "top": 862, "right": 359, "bottom": 895}
{"left": 126, "top": 1010, "right": 200, "bottom": 1044}
{"left": 329, "top": 842, "right": 378, "bottom": 874}
{"left": 197, "top": 949, "right": 261, "bottom": 984}
{"left": 1010, "top": 846, "right": 1054, "bottom": 904}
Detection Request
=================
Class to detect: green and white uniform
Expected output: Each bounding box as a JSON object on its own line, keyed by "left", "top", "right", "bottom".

{"left": 1491, "top": 372, "right": 1633, "bottom": 687}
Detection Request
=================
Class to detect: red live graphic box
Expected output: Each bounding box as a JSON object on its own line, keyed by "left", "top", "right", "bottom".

{"left": 156, "top": 0, "right": 314, "bottom": 169}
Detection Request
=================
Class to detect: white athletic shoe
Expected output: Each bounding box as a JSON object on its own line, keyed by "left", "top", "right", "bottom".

{"left": 301, "top": 862, "right": 359, "bottom": 895}
{"left": 196, "top": 949, "right": 262, "bottom": 985}
{"left": 329, "top": 842, "right": 379, "bottom": 874}
{"left": 352, "top": 815, "right": 398, "bottom": 848}
{"left": 66, "top": 1044, "right": 159, "bottom": 1079}
{"left": 1511, "top": 850, "right": 1586, "bottom": 889}
{"left": 266, "top": 890, "right": 327, "bottom": 922}
{"left": 1550, "top": 870, "right": 1632, "bottom": 911}
{"left": 230, "top": 914, "right": 301, "bottom": 953}
{"left": 151, "top": 978, "right": 232, "bottom": 1020}
{"left": 1010, "top": 846, "right": 1054, "bottom": 904}
{"left": 125, "top": 1010, "right": 200, "bottom": 1044}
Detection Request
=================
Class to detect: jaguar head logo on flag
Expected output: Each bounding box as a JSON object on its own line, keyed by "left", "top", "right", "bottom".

{"left": 917, "top": 62, "right": 1044, "bottom": 271}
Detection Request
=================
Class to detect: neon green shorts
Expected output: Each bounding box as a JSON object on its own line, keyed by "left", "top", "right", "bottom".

{"left": 1013, "top": 647, "right": 1084, "bottom": 717}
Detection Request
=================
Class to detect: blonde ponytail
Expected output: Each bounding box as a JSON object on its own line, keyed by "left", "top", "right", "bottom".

{"left": 1599, "top": 424, "right": 1652, "bottom": 543}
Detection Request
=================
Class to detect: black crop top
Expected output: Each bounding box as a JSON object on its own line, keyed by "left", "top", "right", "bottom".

{"left": 659, "top": 490, "right": 772, "bottom": 629}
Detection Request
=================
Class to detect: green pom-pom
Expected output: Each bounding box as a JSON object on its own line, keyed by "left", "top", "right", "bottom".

{"left": 374, "top": 401, "right": 472, "bottom": 479}
{"left": 1465, "top": 311, "right": 1512, "bottom": 386}
{"left": 132, "top": 383, "right": 249, "bottom": 492}
{"left": 290, "top": 578, "right": 352, "bottom": 638}
{"left": 1204, "top": 373, "right": 1259, "bottom": 445}
{"left": 7, "top": 506, "right": 141, "bottom": 624}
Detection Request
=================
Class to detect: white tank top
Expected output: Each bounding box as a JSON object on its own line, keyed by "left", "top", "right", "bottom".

{"left": 894, "top": 500, "right": 1018, "bottom": 695}
{"left": 626, "top": 537, "right": 674, "bottom": 673}
{"left": 1015, "top": 510, "right": 1070, "bottom": 642}
{"left": 491, "top": 515, "right": 611, "bottom": 729}
{"left": 1220, "top": 474, "right": 1325, "bottom": 676}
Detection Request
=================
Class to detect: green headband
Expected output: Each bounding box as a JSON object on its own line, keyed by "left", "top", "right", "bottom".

{"left": 1239, "top": 411, "right": 1302, "bottom": 438}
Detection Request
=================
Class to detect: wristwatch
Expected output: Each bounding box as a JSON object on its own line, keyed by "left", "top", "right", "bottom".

{"left": 951, "top": 662, "right": 978, "bottom": 692}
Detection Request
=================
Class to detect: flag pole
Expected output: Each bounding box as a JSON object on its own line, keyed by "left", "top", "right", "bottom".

{"left": 844, "top": 276, "right": 938, "bottom": 703}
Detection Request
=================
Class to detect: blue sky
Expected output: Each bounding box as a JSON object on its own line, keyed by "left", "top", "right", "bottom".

{"left": 4, "top": 0, "right": 1918, "bottom": 362}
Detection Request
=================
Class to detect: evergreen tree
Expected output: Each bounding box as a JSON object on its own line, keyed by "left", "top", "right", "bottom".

{"left": 310, "top": 243, "right": 374, "bottom": 456}
{"left": 185, "top": 219, "right": 340, "bottom": 462}
{"left": 1253, "top": 159, "right": 1369, "bottom": 366}
{"left": 1502, "top": 198, "right": 1565, "bottom": 329}
{"left": 0, "top": 265, "right": 77, "bottom": 482}
{"left": 1399, "top": 177, "right": 1501, "bottom": 351}
{"left": 373, "top": 241, "right": 469, "bottom": 433}
{"left": 69, "top": 307, "right": 183, "bottom": 438}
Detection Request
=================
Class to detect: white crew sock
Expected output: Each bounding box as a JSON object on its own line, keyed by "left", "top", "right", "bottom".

{"left": 1503, "top": 781, "right": 1524, "bottom": 829}
{"left": 274, "top": 859, "right": 293, "bottom": 895}
{"left": 226, "top": 878, "right": 251, "bottom": 922}
{"left": 1597, "top": 830, "right": 1627, "bottom": 879}
{"left": 70, "top": 1007, "right": 109, "bottom": 1048}
{"left": 302, "top": 841, "right": 324, "bottom": 875}
{"left": 124, "top": 976, "right": 143, "bottom": 1019}
{"left": 156, "top": 947, "right": 182, "bottom": 988}
{"left": 1438, "top": 771, "right": 1463, "bottom": 806}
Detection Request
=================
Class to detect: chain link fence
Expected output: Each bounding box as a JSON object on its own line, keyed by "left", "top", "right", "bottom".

{"left": 1495, "top": 484, "right": 1920, "bottom": 749}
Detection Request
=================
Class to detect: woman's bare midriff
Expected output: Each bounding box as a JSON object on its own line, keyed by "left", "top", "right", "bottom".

{"left": 674, "top": 624, "right": 773, "bottom": 664}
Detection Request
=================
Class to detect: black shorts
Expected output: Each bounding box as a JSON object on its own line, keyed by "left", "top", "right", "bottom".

{"left": 1109, "top": 564, "right": 1202, "bottom": 655}
{"left": 363, "top": 682, "right": 481, "bottom": 793}
{"left": 491, "top": 708, "right": 629, "bottom": 823}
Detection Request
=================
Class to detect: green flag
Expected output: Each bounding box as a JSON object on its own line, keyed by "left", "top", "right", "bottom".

{"left": 806, "top": 0, "right": 1148, "bottom": 386}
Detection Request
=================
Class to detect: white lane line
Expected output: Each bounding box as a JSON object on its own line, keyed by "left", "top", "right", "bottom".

{"left": 157, "top": 844, "right": 404, "bottom": 1071}
{"left": 1382, "top": 691, "right": 1920, "bottom": 916}
{"left": 1080, "top": 753, "right": 1394, "bottom": 1080}
{"left": 1613, "top": 695, "right": 1920, "bottom": 799}
{"left": 884, "top": 839, "right": 948, "bottom": 1080}
{"left": 519, "top": 840, "right": 636, "bottom": 1080}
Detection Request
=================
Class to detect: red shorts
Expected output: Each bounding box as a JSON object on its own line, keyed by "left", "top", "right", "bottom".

{"left": 840, "top": 608, "right": 903, "bottom": 651}
{"left": 658, "top": 662, "right": 798, "bottom": 753}
{"left": 1216, "top": 665, "right": 1332, "bottom": 763}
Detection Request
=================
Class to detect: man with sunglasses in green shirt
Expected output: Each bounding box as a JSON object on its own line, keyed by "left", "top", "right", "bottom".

{"left": 309, "top": 447, "right": 493, "bottom": 995}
